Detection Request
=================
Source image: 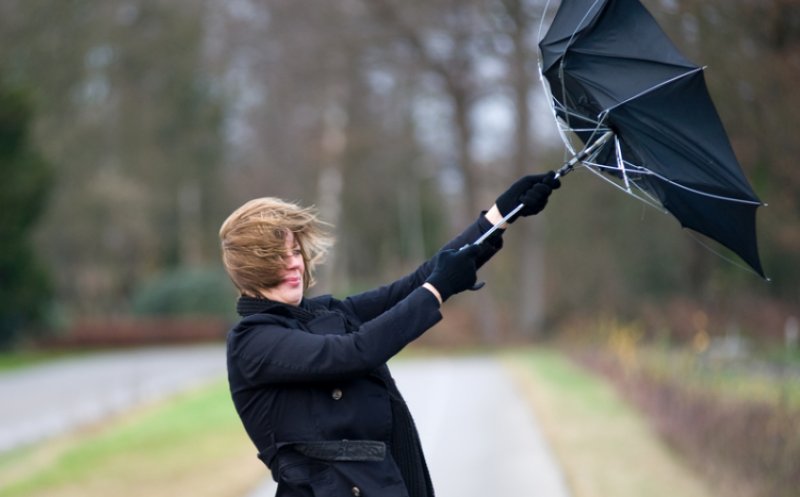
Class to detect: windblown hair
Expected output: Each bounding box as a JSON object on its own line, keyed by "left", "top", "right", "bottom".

{"left": 219, "top": 197, "right": 333, "bottom": 297}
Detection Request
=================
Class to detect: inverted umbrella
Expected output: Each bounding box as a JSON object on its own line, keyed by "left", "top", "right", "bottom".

{"left": 478, "top": 0, "right": 766, "bottom": 278}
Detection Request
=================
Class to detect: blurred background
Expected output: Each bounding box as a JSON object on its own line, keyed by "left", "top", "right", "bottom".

{"left": 1, "top": 0, "right": 798, "bottom": 343}
{"left": 0, "top": 0, "right": 797, "bottom": 496}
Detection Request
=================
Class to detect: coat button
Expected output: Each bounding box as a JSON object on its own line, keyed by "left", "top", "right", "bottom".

{"left": 351, "top": 486, "right": 361, "bottom": 497}
{"left": 331, "top": 388, "right": 343, "bottom": 400}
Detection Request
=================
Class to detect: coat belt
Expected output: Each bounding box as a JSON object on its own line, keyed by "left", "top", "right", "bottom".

{"left": 293, "top": 440, "right": 386, "bottom": 462}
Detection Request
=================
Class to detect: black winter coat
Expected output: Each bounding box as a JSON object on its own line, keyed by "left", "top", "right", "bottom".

{"left": 226, "top": 215, "right": 502, "bottom": 497}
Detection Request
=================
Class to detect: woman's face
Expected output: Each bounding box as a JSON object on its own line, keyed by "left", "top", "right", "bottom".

{"left": 260, "top": 231, "right": 305, "bottom": 305}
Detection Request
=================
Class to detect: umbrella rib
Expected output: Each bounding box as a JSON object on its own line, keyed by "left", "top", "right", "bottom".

{"left": 614, "top": 136, "right": 632, "bottom": 192}
{"left": 685, "top": 230, "right": 770, "bottom": 280}
{"left": 626, "top": 173, "right": 671, "bottom": 209}
{"left": 604, "top": 66, "right": 705, "bottom": 114}
{"left": 552, "top": 100, "right": 585, "bottom": 123}
{"left": 569, "top": 48, "right": 697, "bottom": 71}
{"left": 588, "top": 156, "right": 761, "bottom": 206}
{"left": 632, "top": 167, "right": 763, "bottom": 205}
{"left": 551, "top": 98, "right": 611, "bottom": 149}
{"left": 581, "top": 160, "right": 667, "bottom": 211}
{"left": 537, "top": 0, "right": 765, "bottom": 278}
{"left": 536, "top": 0, "right": 555, "bottom": 44}
{"left": 583, "top": 158, "right": 767, "bottom": 279}
{"left": 630, "top": 179, "right": 666, "bottom": 208}
{"left": 564, "top": 0, "right": 606, "bottom": 50}
{"left": 540, "top": 66, "right": 579, "bottom": 155}
{"left": 551, "top": 94, "right": 608, "bottom": 129}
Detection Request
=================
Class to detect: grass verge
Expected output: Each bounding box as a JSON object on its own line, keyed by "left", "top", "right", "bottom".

{"left": 503, "top": 347, "right": 713, "bottom": 497}
{"left": 0, "top": 380, "right": 266, "bottom": 497}
{"left": 0, "top": 350, "right": 88, "bottom": 372}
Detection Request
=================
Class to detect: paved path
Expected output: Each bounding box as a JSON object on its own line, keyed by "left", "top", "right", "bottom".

{"left": 0, "top": 349, "right": 568, "bottom": 496}
{"left": 246, "top": 356, "right": 570, "bottom": 497}
{"left": 0, "top": 344, "right": 226, "bottom": 453}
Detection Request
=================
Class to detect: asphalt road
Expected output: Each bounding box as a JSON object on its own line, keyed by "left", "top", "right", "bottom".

{"left": 246, "top": 356, "right": 571, "bottom": 497}
{"left": 0, "top": 344, "right": 226, "bottom": 453}
{"left": 0, "top": 348, "right": 569, "bottom": 496}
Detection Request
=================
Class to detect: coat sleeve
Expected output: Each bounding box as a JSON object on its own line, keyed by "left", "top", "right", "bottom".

{"left": 341, "top": 212, "right": 504, "bottom": 323}
{"left": 229, "top": 287, "right": 442, "bottom": 385}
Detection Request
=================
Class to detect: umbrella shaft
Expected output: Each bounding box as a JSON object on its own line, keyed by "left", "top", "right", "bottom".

{"left": 471, "top": 204, "right": 523, "bottom": 246}
{"left": 556, "top": 130, "right": 615, "bottom": 179}
{"left": 472, "top": 131, "right": 614, "bottom": 246}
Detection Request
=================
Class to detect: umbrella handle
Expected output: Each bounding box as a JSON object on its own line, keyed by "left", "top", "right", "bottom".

{"left": 470, "top": 130, "right": 615, "bottom": 247}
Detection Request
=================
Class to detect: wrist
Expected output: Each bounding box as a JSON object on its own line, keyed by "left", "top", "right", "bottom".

{"left": 485, "top": 205, "right": 509, "bottom": 228}
{"left": 422, "top": 282, "right": 443, "bottom": 305}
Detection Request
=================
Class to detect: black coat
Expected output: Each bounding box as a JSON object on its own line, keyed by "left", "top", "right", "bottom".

{"left": 226, "top": 215, "right": 502, "bottom": 497}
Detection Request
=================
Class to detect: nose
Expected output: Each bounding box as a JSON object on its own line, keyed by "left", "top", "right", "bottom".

{"left": 284, "top": 251, "right": 302, "bottom": 269}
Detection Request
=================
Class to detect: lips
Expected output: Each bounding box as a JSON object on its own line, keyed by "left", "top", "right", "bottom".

{"left": 283, "top": 274, "right": 302, "bottom": 286}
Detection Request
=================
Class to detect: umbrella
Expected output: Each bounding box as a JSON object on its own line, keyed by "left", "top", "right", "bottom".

{"left": 479, "top": 0, "right": 766, "bottom": 278}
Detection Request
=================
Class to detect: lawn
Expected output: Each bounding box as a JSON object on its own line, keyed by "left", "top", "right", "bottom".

{"left": 0, "top": 380, "right": 266, "bottom": 497}
{"left": 504, "top": 348, "right": 714, "bottom": 497}
{"left": 0, "top": 350, "right": 86, "bottom": 372}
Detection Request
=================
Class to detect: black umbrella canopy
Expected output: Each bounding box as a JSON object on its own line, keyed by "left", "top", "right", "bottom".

{"left": 538, "top": 0, "right": 765, "bottom": 277}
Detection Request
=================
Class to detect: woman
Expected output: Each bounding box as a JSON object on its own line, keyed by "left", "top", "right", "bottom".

{"left": 221, "top": 173, "right": 559, "bottom": 497}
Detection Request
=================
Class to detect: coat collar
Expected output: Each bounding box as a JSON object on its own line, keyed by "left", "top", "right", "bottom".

{"left": 236, "top": 295, "right": 325, "bottom": 323}
{"left": 237, "top": 295, "right": 360, "bottom": 334}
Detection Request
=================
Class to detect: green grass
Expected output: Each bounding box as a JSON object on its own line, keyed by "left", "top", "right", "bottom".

{"left": 0, "top": 380, "right": 264, "bottom": 497}
{"left": 504, "top": 348, "right": 714, "bottom": 497}
{"left": 0, "top": 350, "right": 86, "bottom": 372}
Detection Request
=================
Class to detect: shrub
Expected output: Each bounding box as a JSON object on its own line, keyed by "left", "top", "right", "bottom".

{"left": 130, "top": 266, "right": 237, "bottom": 320}
{"left": 574, "top": 349, "right": 800, "bottom": 497}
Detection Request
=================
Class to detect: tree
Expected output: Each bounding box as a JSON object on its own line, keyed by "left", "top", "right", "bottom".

{"left": 493, "top": 0, "right": 553, "bottom": 334}
{"left": 1, "top": 0, "right": 227, "bottom": 316}
{"left": 209, "top": 0, "right": 447, "bottom": 293}
{"left": 0, "top": 83, "right": 53, "bottom": 348}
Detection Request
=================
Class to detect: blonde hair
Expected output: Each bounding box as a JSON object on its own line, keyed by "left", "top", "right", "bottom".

{"left": 219, "top": 197, "right": 333, "bottom": 297}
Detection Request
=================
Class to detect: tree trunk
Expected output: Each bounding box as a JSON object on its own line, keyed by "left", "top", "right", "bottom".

{"left": 316, "top": 89, "right": 349, "bottom": 294}
{"left": 506, "top": 0, "right": 546, "bottom": 336}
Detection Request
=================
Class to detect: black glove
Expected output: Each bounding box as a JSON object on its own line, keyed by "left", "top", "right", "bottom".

{"left": 495, "top": 171, "right": 561, "bottom": 223}
{"left": 425, "top": 245, "right": 482, "bottom": 302}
